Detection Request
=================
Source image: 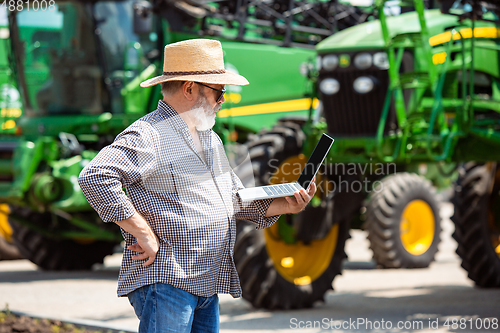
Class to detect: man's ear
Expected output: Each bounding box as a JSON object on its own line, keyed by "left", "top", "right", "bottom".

{"left": 182, "top": 81, "right": 196, "bottom": 101}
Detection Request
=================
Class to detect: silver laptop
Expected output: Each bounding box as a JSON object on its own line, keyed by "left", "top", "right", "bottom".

{"left": 237, "top": 133, "right": 334, "bottom": 201}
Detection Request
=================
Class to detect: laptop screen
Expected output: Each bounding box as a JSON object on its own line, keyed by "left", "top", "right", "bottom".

{"left": 297, "top": 134, "right": 334, "bottom": 189}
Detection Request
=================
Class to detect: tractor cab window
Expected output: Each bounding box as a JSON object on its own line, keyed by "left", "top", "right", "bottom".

{"left": 93, "top": 0, "right": 158, "bottom": 114}
{"left": 13, "top": 0, "right": 157, "bottom": 116}
{"left": 15, "top": 2, "right": 104, "bottom": 115}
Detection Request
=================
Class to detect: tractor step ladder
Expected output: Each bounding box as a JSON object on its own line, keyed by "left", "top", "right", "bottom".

{"left": 375, "top": 0, "right": 438, "bottom": 162}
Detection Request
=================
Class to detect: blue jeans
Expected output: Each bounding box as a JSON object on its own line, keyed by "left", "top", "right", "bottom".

{"left": 127, "top": 283, "right": 219, "bottom": 333}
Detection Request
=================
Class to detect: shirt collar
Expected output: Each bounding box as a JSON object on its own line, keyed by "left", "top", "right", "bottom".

{"left": 157, "top": 100, "right": 190, "bottom": 133}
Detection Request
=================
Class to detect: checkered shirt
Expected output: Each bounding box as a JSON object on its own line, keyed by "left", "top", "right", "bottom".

{"left": 79, "top": 100, "right": 280, "bottom": 298}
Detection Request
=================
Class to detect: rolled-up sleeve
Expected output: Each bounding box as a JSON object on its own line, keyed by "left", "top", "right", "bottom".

{"left": 231, "top": 169, "right": 280, "bottom": 229}
{"left": 78, "top": 122, "right": 157, "bottom": 223}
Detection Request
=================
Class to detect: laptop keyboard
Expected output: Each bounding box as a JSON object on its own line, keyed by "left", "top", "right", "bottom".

{"left": 262, "top": 183, "right": 299, "bottom": 196}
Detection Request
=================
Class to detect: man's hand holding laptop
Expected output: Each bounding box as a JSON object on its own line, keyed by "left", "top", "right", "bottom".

{"left": 264, "top": 176, "right": 316, "bottom": 217}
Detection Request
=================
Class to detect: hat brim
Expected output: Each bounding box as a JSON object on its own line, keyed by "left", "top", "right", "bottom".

{"left": 140, "top": 70, "right": 249, "bottom": 88}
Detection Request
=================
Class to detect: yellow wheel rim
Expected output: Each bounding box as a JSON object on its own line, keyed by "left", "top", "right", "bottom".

{"left": 400, "top": 200, "right": 435, "bottom": 255}
{"left": 265, "top": 223, "right": 339, "bottom": 285}
{"left": 0, "top": 204, "right": 12, "bottom": 242}
{"left": 265, "top": 156, "right": 338, "bottom": 285}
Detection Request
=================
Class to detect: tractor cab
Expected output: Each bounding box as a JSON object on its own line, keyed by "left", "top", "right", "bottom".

{"left": 8, "top": 0, "right": 159, "bottom": 134}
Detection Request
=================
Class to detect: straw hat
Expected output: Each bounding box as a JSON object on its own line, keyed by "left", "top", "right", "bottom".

{"left": 140, "top": 39, "right": 249, "bottom": 87}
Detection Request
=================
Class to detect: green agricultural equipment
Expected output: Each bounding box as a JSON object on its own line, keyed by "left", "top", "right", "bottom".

{"left": 0, "top": 1, "right": 373, "bottom": 269}
{"left": 234, "top": 0, "right": 500, "bottom": 309}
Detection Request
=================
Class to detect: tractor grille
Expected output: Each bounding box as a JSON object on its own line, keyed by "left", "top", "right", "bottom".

{"left": 319, "top": 54, "right": 398, "bottom": 137}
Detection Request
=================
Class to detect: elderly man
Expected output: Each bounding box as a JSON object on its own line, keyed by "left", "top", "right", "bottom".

{"left": 78, "top": 39, "right": 316, "bottom": 333}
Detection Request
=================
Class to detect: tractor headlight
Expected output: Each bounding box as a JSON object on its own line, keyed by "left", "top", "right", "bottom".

{"left": 322, "top": 55, "right": 338, "bottom": 71}
{"left": 373, "top": 52, "right": 389, "bottom": 69}
{"left": 316, "top": 56, "right": 322, "bottom": 71}
{"left": 320, "top": 78, "right": 340, "bottom": 95}
{"left": 354, "top": 53, "right": 372, "bottom": 70}
{"left": 353, "top": 76, "right": 374, "bottom": 94}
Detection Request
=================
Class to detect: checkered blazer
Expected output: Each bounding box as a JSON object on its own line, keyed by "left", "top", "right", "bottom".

{"left": 79, "top": 101, "right": 279, "bottom": 297}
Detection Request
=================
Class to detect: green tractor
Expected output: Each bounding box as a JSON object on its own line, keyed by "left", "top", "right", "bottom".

{"left": 234, "top": 0, "right": 500, "bottom": 309}
{"left": 0, "top": 1, "right": 372, "bottom": 268}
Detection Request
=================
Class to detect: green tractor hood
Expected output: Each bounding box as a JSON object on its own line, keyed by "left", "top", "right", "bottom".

{"left": 316, "top": 9, "right": 459, "bottom": 53}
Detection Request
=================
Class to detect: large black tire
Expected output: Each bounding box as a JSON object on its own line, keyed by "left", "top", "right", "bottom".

{"left": 451, "top": 162, "right": 500, "bottom": 287}
{"left": 365, "top": 172, "right": 441, "bottom": 268}
{"left": 234, "top": 121, "right": 349, "bottom": 309}
{"left": 9, "top": 207, "right": 117, "bottom": 270}
{"left": 234, "top": 213, "right": 349, "bottom": 310}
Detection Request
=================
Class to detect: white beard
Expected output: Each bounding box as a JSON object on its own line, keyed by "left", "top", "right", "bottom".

{"left": 185, "top": 94, "right": 219, "bottom": 131}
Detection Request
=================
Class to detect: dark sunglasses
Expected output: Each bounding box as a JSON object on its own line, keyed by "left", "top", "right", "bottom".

{"left": 196, "top": 82, "right": 226, "bottom": 103}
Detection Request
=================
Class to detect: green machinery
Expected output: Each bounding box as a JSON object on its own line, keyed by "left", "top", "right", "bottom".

{"left": 233, "top": 0, "right": 500, "bottom": 309}
{"left": 0, "top": 1, "right": 372, "bottom": 269}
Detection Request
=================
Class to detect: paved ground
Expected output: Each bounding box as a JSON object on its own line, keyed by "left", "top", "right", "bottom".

{"left": 1, "top": 203, "right": 499, "bottom": 332}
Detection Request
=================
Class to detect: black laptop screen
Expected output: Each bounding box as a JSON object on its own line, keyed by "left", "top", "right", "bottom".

{"left": 297, "top": 134, "right": 334, "bottom": 189}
